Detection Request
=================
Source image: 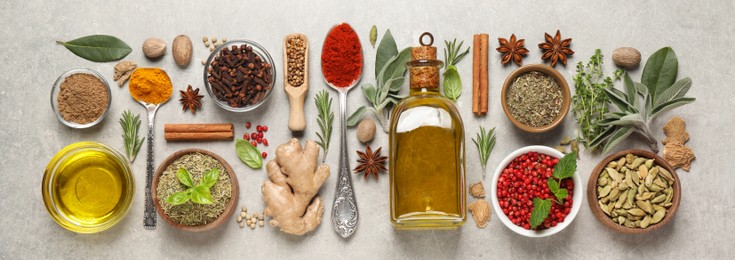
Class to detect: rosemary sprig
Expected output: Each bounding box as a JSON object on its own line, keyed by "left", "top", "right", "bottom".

{"left": 314, "top": 90, "right": 334, "bottom": 162}
{"left": 119, "top": 110, "right": 145, "bottom": 162}
{"left": 472, "top": 126, "right": 496, "bottom": 178}
{"left": 443, "top": 39, "right": 470, "bottom": 68}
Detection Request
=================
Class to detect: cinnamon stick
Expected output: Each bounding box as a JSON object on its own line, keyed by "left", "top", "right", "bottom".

{"left": 164, "top": 123, "right": 233, "bottom": 133}
{"left": 164, "top": 132, "right": 234, "bottom": 141}
{"left": 473, "top": 34, "right": 489, "bottom": 115}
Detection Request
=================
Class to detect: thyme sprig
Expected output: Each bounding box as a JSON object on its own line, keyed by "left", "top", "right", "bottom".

{"left": 119, "top": 110, "right": 145, "bottom": 162}
{"left": 472, "top": 126, "right": 496, "bottom": 178}
{"left": 314, "top": 90, "right": 334, "bottom": 162}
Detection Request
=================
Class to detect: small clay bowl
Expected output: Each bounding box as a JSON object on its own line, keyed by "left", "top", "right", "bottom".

{"left": 152, "top": 149, "right": 239, "bottom": 232}
{"left": 501, "top": 64, "right": 570, "bottom": 133}
{"left": 587, "top": 149, "right": 681, "bottom": 234}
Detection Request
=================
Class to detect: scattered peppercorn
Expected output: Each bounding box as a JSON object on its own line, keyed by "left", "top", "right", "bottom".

{"left": 246, "top": 122, "right": 251, "bottom": 128}
{"left": 262, "top": 152, "right": 267, "bottom": 159}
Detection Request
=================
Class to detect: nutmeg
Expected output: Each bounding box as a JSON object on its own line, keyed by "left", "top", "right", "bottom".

{"left": 612, "top": 47, "right": 641, "bottom": 69}
{"left": 142, "top": 38, "right": 166, "bottom": 59}
{"left": 172, "top": 35, "right": 193, "bottom": 66}
{"left": 356, "top": 118, "right": 376, "bottom": 143}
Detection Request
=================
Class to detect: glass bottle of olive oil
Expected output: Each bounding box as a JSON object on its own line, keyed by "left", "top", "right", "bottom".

{"left": 389, "top": 34, "right": 466, "bottom": 229}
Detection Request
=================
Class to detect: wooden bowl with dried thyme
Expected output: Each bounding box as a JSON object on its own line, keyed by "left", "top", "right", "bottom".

{"left": 152, "top": 149, "right": 239, "bottom": 232}
{"left": 501, "top": 64, "right": 570, "bottom": 133}
{"left": 587, "top": 149, "right": 681, "bottom": 234}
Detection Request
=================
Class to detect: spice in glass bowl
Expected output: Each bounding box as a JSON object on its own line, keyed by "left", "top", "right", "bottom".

{"left": 206, "top": 43, "right": 273, "bottom": 108}
{"left": 57, "top": 73, "right": 109, "bottom": 124}
{"left": 506, "top": 71, "right": 562, "bottom": 127}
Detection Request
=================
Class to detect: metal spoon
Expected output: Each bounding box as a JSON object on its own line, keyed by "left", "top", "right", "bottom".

{"left": 322, "top": 23, "right": 362, "bottom": 238}
{"left": 129, "top": 69, "right": 172, "bottom": 230}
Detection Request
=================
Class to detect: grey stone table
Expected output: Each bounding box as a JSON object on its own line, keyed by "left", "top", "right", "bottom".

{"left": 1, "top": 0, "right": 732, "bottom": 258}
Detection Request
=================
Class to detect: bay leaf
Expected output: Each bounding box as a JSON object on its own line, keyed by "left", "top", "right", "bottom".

{"left": 57, "top": 35, "right": 132, "bottom": 62}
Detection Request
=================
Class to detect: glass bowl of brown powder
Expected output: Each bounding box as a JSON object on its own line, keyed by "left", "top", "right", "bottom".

{"left": 51, "top": 68, "right": 111, "bottom": 129}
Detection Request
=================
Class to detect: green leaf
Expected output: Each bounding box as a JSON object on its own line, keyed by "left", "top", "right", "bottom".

{"left": 201, "top": 168, "right": 220, "bottom": 189}
{"left": 641, "top": 47, "right": 678, "bottom": 103}
{"left": 176, "top": 168, "right": 194, "bottom": 188}
{"left": 165, "top": 191, "right": 191, "bottom": 206}
{"left": 235, "top": 139, "right": 262, "bottom": 169}
{"left": 602, "top": 126, "right": 634, "bottom": 155}
{"left": 634, "top": 82, "right": 649, "bottom": 95}
{"left": 56, "top": 35, "right": 132, "bottom": 62}
{"left": 361, "top": 84, "right": 378, "bottom": 104}
{"left": 190, "top": 185, "right": 214, "bottom": 205}
{"left": 314, "top": 90, "right": 334, "bottom": 158}
{"left": 388, "top": 77, "right": 406, "bottom": 92}
{"left": 375, "top": 29, "right": 398, "bottom": 78}
{"left": 443, "top": 66, "right": 462, "bottom": 102}
{"left": 604, "top": 87, "right": 636, "bottom": 113}
{"left": 119, "top": 110, "right": 145, "bottom": 162}
{"left": 651, "top": 97, "right": 695, "bottom": 118}
{"left": 383, "top": 47, "right": 412, "bottom": 84}
{"left": 369, "top": 25, "right": 378, "bottom": 48}
{"left": 655, "top": 77, "right": 692, "bottom": 107}
{"left": 347, "top": 106, "right": 368, "bottom": 126}
{"left": 608, "top": 113, "right": 645, "bottom": 128}
{"left": 552, "top": 152, "right": 577, "bottom": 180}
{"left": 547, "top": 178, "right": 568, "bottom": 203}
{"left": 623, "top": 73, "right": 638, "bottom": 107}
{"left": 472, "top": 126, "right": 496, "bottom": 176}
{"left": 530, "top": 198, "right": 552, "bottom": 229}
{"left": 589, "top": 126, "right": 615, "bottom": 148}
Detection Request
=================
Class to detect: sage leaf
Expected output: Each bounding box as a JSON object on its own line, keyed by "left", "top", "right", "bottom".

{"left": 602, "top": 126, "right": 634, "bottom": 154}
{"left": 623, "top": 73, "right": 637, "bottom": 107}
{"left": 604, "top": 87, "right": 636, "bottom": 113}
{"left": 552, "top": 152, "right": 577, "bottom": 180}
{"left": 347, "top": 106, "right": 368, "bottom": 126}
{"left": 190, "top": 185, "right": 214, "bottom": 205}
{"left": 235, "top": 139, "right": 262, "bottom": 169}
{"left": 589, "top": 126, "right": 615, "bottom": 148}
{"left": 369, "top": 25, "right": 378, "bottom": 48}
{"left": 443, "top": 65, "right": 462, "bottom": 102}
{"left": 56, "top": 35, "right": 132, "bottom": 62}
{"left": 382, "top": 47, "right": 412, "bottom": 84}
{"left": 651, "top": 97, "right": 695, "bottom": 118}
{"left": 200, "top": 168, "right": 220, "bottom": 189}
{"left": 608, "top": 113, "right": 645, "bottom": 128}
{"left": 361, "top": 84, "right": 378, "bottom": 105}
{"left": 655, "top": 77, "right": 692, "bottom": 107}
{"left": 530, "top": 198, "right": 552, "bottom": 229}
{"left": 642, "top": 47, "right": 678, "bottom": 103}
{"left": 375, "top": 29, "right": 398, "bottom": 78}
{"left": 166, "top": 191, "right": 191, "bottom": 206}
{"left": 176, "top": 168, "right": 194, "bottom": 188}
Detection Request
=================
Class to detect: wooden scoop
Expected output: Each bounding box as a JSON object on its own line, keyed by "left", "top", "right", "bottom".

{"left": 283, "top": 33, "right": 309, "bottom": 131}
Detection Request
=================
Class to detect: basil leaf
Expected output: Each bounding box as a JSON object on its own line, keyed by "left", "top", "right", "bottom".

{"left": 347, "top": 106, "right": 367, "bottom": 126}
{"left": 176, "top": 168, "right": 194, "bottom": 188}
{"left": 236, "top": 139, "right": 263, "bottom": 169}
{"left": 552, "top": 152, "right": 577, "bottom": 180}
{"left": 443, "top": 66, "right": 462, "bottom": 102}
{"left": 165, "top": 191, "right": 191, "bottom": 206}
{"left": 56, "top": 35, "right": 132, "bottom": 62}
{"left": 201, "top": 168, "right": 220, "bottom": 189}
{"left": 530, "top": 198, "right": 552, "bottom": 229}
{"left": 641, "top": 47, "right": 678, "bottom": 103}
{"left": 190, "top": 185, "right": 214, "bottom": 205}
{"left": 375, "top": 29, "right": 398, "bottom": 78}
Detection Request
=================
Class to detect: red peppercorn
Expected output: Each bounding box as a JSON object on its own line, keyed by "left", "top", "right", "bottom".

{"left": 245, "top": 122, "right": 251, "bottom": 128}
{"left": 243, "top": 134, "right": 249, "bottom": 140}
{"left": 257, "top": 132, "right": 264, "bottom": 138}
{"left": 263, "top": 126, "right": 268, "bottom": 132}
{"left": 261, "top": 152, "right": 267, "bottom": 159}
{"left": 257, "top": 137, "right": 263, "bottom": 143}
{"left": 263, "top": 139, "right": 269, "bottom": 146}
{"left": 250, "top": 141, "right": 257, "bottom": 146}
{"left": 251, "top": 133, "right": 258, "bottom": 139}
{"left": 256, "top": 125, "right": 263, "bottom": 132}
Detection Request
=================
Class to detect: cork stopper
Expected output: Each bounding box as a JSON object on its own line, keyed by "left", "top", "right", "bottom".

{"left": 409, "top": 32, "right": 442, "bottom": 89}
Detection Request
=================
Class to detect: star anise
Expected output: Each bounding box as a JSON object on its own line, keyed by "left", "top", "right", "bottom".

{"left": 353, "top": 144, "right": 387, "bottom": 180}
{"left": 538, "top": 30, "right": 574, "bottom": 67}
{"left": 496, "top": 34, "right": 529, "bottom": 66}
{"left": 179, "top": 85, "right": 203, "bottom": 114}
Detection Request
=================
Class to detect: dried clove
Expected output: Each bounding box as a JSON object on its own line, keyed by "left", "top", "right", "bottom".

{"left": 207, "top": 44, "right": 272, "bottom": 108}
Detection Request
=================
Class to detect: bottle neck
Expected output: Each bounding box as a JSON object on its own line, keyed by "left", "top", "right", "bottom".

{"left": 409, "top": 87, "right": 440, "bottom": 96}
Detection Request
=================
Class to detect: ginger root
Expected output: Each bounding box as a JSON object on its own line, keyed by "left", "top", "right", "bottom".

{"left": 468, "top": 199, "right": 491, "bottom": 228}
{"left": 262, "top": 138, "right": 330, "bottom": 235}
{"left": 662, "top": 116, "right": 695, "bottom": 171}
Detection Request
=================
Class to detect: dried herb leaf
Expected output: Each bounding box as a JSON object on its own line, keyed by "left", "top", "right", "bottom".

{"left": 56, "top": 35, "right": 132, "bottom": 62}
{"left": 236, "top": 139, "right": 263, "bottom": 169}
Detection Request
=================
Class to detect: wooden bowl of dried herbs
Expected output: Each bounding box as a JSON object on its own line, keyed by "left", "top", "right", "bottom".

{"left": 587, "top": 149, "right": 681, "bottom": 234}
{"left": 501, "top": 64, "right": 570, "bottom": 133}
{"left": 153, "top": 149, "right": 239, "bottom": 232}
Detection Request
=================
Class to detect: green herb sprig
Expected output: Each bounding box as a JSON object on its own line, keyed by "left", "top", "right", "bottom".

{"left": 442, "top": 39, "right": 470, "bottom": 102}
{"left": 119, "top": 110, "right": 145, "bottom": 162}
{"left": 472, "top": 126, "right": 496, "bottom": 178}
{"left": 56, "top": 35, "right": 132, "bottom": 62}
{"left": 165, "top": 168, "right": 219, "bottom": 205}
{"left": 314, "top": 90, "right": 334, "bottom": 162}
{"left": 591, "top": 47, "right": 695, "bottom": 154}
{"left": 347, "top": 29, "right": 411, "bottom": 132}
{"left": 529, "top": 152, "right": 577, "bottom": 229}
{"left": 572, "top": 49, "right": 623, "bottom": 149}
{"left": 235, "top": 139, "right": 263, "bottom": 169}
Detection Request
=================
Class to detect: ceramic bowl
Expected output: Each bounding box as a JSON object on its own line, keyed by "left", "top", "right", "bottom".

{"left": 50, "top": 68, "right": 111, "bottom": 129}
{"left": 152, "top": 149, "right": 239, "bottom": 232}
{"left": 587, "top": 149, "right": 681, "bottom": 234}
{"left": 490, "top": 145, "right": 583, "bottom": 237}
{"left": 203, "top": 39, "right": 276, "bottom": 112}
{"left": 500, "top": 64, "right": 570, "bottom": 133}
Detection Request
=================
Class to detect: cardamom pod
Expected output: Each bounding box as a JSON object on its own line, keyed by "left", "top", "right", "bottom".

{"left": 649, "top": 184, "right": 663, "bottom": 192}
{"left": 615, "top": 190, "right": 628, "bottom": 209}
{"left": 600, "top": 201, "right": 611, "bottom": 216}
{"left": 627, "top": 208, "right": 646, "bottom": 216}
{"left": 625, "top": 154, "right": 635, "bottom": 164}
{"left": 636, "top": 200, "right": 653, "bottom": 214}
{"left": 607, "top": 161, "right": 618, "bottom": 169}
{"left": 651, "top": 194, "right": 667, "bottom": 204}
{"left": 627, "top": 188, "right": 636, "bottom": 205}
{"left": 651, "top": 209, "right": 666, "bottom": 224}
{"left": 652, "top": 204, "right": 665, "bottom": 212}
{"left": 630, "top": 158, "right": 645, "bottom": 169}
{"left": 630, "top": 169, "right": 640, "bottom": 186}
{"left": 640, "top": 215, "right": 651, "bottom": 228}
{"left": 625, "top": 170, "right": 635, "bottom": 188}
{"left": 598, "top": 177, "right": 609, "bottom": 186}
{"left": 658, "top": 166, "right": 675, "bottom": 184}
{"left": 599, "top": 186, "right": 612, "bottom": 198}
{"left": 624, "top": 219, "right": 636, "bottom": 228}
{"left": 623, "top": 202, "right": 633, "bottom": 209}
{"left": 644, "top": 159, "right": 654, "bottom": 169}
{"left": 639, "top": 164, "right": 649, "bottom": 180}
{"left": 607, "top": 168, "right": 623, "bottom": 183}
{"left": 607, "top": 188, "right": 621, "bottom": 202}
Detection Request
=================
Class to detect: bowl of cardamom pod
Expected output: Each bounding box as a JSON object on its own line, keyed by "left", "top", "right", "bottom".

{"left": 587, "top": 150, "right": 681, "bottom": 233}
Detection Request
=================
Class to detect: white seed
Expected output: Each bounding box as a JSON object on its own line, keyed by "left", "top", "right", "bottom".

{"left": 242, "top": 207, "right": 247, "bottom": 212}
{"left": 258, "top": 220, "right": 264, "bottom": 227}
{"left": 246, "top": 220, "right": 252, "bottom": 225}
{"left": 202, "top": 36, "right": 208, "bottom": 43}
{"left": 201, "top": 59, "right": 206, "bottom": 65}
{"left": 245, "top": 214, "right": 250, "bottom": 219}
{"left": 204, "top": 41, "right": 210, "bottom": 47}
{"left": 250, "top": 223, "right": 256, "bottom": 229}
{"left": 236, "top": 216, "right": 243, "bottom": 222}
{"left": 222, "top": 37, "right": 227, "bottom": 42}
{"left": 211, "top": 37, "right": 217, "bottom": 43}
{"left": 240, "top": 212, "right": 246, "bottom": 218}
{"left": 209, "top": 46, "right": 214, "bottom": 51}
{"left": 239, "top": 222, "right": 245, "bottom": 228}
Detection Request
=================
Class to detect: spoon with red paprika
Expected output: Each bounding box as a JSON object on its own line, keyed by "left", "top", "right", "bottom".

{"left": 321, "top": 22, "right": 363, "bottom": 238}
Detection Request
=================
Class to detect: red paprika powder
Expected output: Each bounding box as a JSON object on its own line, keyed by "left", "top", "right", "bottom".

{"left": 321, "top": 23, "right": 363, "bottom": 87}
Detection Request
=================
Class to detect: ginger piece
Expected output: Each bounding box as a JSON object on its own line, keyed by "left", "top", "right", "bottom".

{"left": 664, "top": 143, "right": 695, "bottom": 171}
{"left": 663, "top": 116, "right": 689, "bottom": 145}
{"left": 468, "top": 199, "right": 491, "bottom": 228}
{"left": 262, "top": 138, "right": 330, "bottom": 235}
{"left": 114, "top": 60, "right": 137, "bottom": 86}
{"left": 469, "top": 181, "right": 486, "bottom": 198}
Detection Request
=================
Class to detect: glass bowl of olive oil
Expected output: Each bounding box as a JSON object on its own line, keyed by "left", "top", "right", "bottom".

{"left": 42, "top": 142, "right": 135, "bottom": 233}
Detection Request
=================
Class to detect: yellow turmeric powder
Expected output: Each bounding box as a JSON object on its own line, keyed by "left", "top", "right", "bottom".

{"left": 129, "top": 68, "right": 172, "bottom": 104}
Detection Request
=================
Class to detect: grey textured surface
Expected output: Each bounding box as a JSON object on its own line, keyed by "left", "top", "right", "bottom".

{"left": 0, "top": 0, "right": 732, "bottom": 259}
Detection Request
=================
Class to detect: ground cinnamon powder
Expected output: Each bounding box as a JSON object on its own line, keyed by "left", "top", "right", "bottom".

{"left": 57, "top": 73, "right": 109, "bottom": 124}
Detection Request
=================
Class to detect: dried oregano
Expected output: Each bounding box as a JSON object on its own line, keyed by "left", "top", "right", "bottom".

{"left": 506, "top": 71, "right": 562, "bottom": 127}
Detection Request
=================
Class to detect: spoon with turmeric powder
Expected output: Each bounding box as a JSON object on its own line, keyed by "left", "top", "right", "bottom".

{"left": 128, "top": 68, "right": 173, "bottom": 230}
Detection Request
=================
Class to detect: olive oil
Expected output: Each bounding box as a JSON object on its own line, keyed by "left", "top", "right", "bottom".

{"left": 389, "top": 35, "right": 466, "bottom": 229}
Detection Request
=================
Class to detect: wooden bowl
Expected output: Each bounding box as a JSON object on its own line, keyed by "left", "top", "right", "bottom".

{"left": 501, "top": 64, "right": 570, "bottom": 133}
{"left": 586, "top": 149, "right": 681, "bottom": 234}
{"left": 152, "top": 148, "right": 239, "bottom": 232}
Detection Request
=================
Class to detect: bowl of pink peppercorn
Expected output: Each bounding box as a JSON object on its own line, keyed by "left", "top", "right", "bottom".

{"left": 490, "top": 145, "right": 583, "bottom": 237}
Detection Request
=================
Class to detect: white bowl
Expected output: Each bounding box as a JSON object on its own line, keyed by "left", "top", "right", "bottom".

{"left": 490, "top": 145, "right": 583, "bottom": 237}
